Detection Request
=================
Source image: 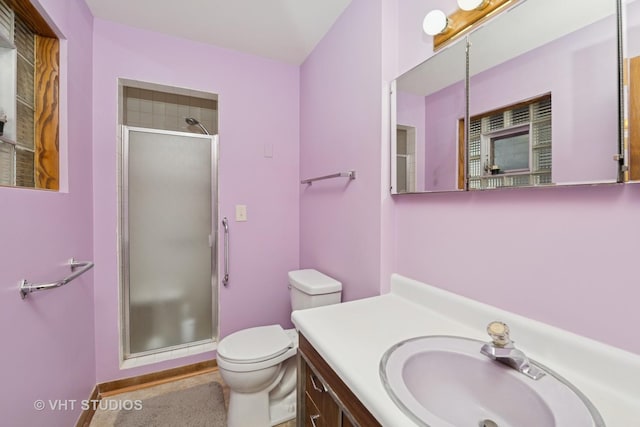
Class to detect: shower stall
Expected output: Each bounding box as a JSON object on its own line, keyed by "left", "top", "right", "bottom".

{"left": 120, "top": 125, "right": 218, "bottom": 358}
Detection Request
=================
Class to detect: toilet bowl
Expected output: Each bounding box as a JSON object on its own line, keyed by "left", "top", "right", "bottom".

{"left": 217, "top": 269, "right": 342, "bottom": 427}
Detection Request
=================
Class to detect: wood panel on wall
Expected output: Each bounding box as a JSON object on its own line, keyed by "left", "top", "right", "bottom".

{"left": 34, "top": 35, "right": 59, "bottom": 190}
{"left": 4, "top": 0, "right": 56, "bottom": 38}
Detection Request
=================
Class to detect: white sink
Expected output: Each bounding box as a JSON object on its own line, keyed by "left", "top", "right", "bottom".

{"left": 380, "top": 336, "right": 605, "bottom": 427}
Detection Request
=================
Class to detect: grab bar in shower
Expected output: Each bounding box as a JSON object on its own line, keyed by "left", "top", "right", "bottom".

{"left": 222, "top": 217, "right": 229, "bottom": 287}
{"left": 20, "top": 258, "right": 95, "bottom": 299}
{"left": 301, "top": 170, "right": 356, "bottom": 185}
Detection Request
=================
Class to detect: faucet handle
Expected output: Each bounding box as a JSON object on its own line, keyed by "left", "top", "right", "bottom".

{"left": 486, "top": 321, "right": 511, "bottom": 347}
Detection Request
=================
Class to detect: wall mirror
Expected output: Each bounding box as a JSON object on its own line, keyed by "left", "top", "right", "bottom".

{"left": 391, "top": 39, "right": 467, "bottom": 193}
{"left": 391, "top": 0, "right": 623, "bottom": 194}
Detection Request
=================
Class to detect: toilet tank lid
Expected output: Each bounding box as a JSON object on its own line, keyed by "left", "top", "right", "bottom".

{"left": 288, "top": 269, "right": 342, "bottom": 295}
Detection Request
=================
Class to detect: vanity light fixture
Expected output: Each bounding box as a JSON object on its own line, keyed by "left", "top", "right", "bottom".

{"left": 422, "top": 10, "right": 449, "bottom": 36}
{"left": 456, "top": 0, "right": 490, "bottom": 11}
{"left": 423, "top": 0, "right": 517, "bottom": 50}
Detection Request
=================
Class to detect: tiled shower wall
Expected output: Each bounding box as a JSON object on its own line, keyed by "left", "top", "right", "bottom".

{"left": 123, "top": 87, "right": 218, "bottom": 135}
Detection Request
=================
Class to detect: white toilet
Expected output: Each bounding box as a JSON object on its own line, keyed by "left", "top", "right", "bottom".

{"left": 217, "top": 269, "right": 342, "bottom": 427}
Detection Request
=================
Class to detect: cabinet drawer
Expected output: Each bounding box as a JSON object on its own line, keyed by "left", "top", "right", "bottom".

{"left": 305, "top": 392, "right": 322, "bottom": 427}
{"left": 305, "top": 366, "right": 327, "bottom": 403}
{"left": 305, "top": 370, "right": 340, "bottom": 426}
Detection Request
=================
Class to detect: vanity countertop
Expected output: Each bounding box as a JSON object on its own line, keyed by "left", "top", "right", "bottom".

{"left": 291, "top": 274, "right": 640, "bottom": 427}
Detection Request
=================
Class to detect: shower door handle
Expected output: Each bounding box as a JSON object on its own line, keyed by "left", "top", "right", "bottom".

{"left": 222, "top": 217, "right": 229, "bottom": 286}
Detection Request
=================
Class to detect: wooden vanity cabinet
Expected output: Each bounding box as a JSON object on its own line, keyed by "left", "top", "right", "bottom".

{"left": 297, "top": 334, "right": 381, "bottom": 427}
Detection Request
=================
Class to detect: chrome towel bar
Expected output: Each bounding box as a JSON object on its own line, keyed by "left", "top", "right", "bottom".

{"left": 222, "top": 217, "right": 229, "bottom": 287}
{"left": 20, "top": 258, "right": 94, "bottom": 299}
{"left": 301, "top": 170, "right": 356, "bottom": 185}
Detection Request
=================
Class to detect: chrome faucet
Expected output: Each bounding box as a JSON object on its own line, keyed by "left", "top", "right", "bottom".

{"left": 480, "top": 321, "right": 546, "bottom": 380}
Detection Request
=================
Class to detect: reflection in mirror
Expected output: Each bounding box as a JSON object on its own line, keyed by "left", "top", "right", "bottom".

{"left": 391, "top": 39, "right": 467, "bottom": 193}
{"left": 391, "top": 0, "right": 624, "bottom": 194}
{"left": 467, "top": 0, "right": 620, "bottom": 189}
{"left": 625, "top": 0, "right": 640, "bottom": 181}
{"left": 466, "top": 94, "right": 552, "bottom": 189}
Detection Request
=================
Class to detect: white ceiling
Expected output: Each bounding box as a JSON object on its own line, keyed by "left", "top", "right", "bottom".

{"left": 83, "top": 0, "right": 352, "bottom": 64}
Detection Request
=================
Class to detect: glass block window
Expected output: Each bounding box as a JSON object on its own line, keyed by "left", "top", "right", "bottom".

{"left": 0, "top": 10, "right": 35, "bottom": 187}
{"left": 0, "top": 0, "right": 58, "bottom": 189}
{"left": 467, "top": 94, "right": 552, "bottom": 190}
{"left": 0, "top": 0, "right": 11, "bottom": 43}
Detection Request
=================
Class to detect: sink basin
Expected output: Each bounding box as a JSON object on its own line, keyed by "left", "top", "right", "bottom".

{"left": 380, "top": 336, "right": 605, "bottom": 427}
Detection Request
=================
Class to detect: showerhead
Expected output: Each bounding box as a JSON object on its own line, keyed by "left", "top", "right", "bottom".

{"left": 185, "top": 117, "right": 211, "bottom": 135}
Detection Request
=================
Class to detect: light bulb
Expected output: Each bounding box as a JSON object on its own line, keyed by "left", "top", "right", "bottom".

{"left": 457, "top": 0, "right": 489, "bottom": 11}
{"left": 422, "top": 10, "right": 448, "bottom": 36}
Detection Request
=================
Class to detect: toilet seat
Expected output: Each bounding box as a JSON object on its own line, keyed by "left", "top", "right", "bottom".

{"left": 217, "top": 325, "right": 297, "bottom": 372}
{"left": 218, "top": 325, "right": 293, "bottom": 363}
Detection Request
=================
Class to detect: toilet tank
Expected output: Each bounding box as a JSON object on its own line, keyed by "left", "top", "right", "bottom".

{"left": 288, "top": 269, "right": 342, "bottom": 311}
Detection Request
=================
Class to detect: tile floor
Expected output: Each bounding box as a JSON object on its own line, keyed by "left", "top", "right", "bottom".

{"left": 89, "top": 369, "right": 296, "bottom": 427}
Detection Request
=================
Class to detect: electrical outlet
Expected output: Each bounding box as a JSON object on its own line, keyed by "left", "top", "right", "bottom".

{"left": 235, "top": 205, "right": 247, "bottom": 221}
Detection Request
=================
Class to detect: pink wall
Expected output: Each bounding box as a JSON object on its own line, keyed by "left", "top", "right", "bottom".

{"left": 299, "top": 0, "right": 385, "bottom": 302}
{"left": 92, "top": 20, "right": 300, "bottom": 382}
{"left": 393, "top": 185, "right": 640, "bottom": 355}
{"left": 0, "top": 0, "right": 96, "bottom": 425}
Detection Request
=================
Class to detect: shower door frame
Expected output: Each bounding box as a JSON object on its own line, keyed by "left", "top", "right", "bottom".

{"left": 118, "top": 125, "right": 220, "bottom": 360}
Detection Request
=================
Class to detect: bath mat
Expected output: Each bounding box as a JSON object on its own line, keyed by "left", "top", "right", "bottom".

{"left": 114, "top": 381, "right": 227, "bottom": 427}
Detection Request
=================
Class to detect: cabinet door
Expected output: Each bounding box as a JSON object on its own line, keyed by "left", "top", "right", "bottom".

{"left": 321, "top": 390, "right": 339, "bottom": 426}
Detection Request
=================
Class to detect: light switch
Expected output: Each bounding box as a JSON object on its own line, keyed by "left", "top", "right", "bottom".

{"left": 235, "top": 205, "right": 248, "bottom": 221}
{"left": 264, "top": 143, "right": 273, "bottom": 158}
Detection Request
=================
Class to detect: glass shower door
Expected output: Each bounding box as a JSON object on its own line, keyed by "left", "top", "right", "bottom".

{"left": 122, "top": 126, "right": 216, "bottom": 356}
